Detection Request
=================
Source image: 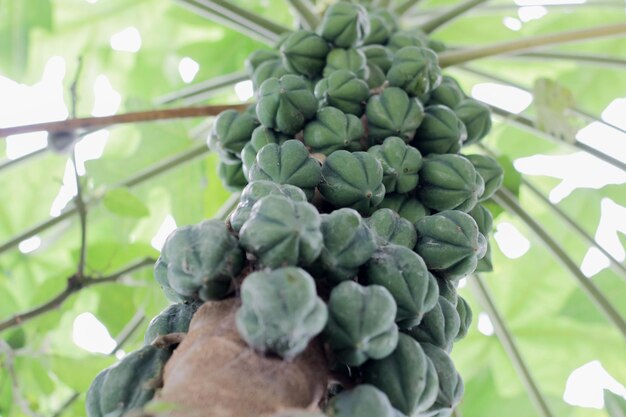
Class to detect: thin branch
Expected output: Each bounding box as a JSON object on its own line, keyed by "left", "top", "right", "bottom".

{"left": 51, "top": 392, "right": 80, "bottom": 417}
{"left": 477, "top": 144, "right": 626, "bottom": 283}
{"left": 493, "top": 188, "right": 626, "bottom": 341}
{"left": 457, "top": 65, "right": 626, "bottom": 137}
{"left": 176, "top": 0, "right": 289, "bottom": 45}
{"left": 0, "top": 104, "right": 247, "bottom": 137}
{"left": 69, "top": 56, "right": 84, "bottom": 120}
{"left": 523, "top": 180, "right": 626, "bottom": 282}
{"left": 0, "top": 148, "right": 47, "bottom": 174}
{"left": 155, "top": 71, "right": 249, "bottom": 106}
{"left": 395, "top": 0, "right": 425, "bottom": 16}
{"left": 0, "top": 341, "right": 45, "bottom": 417}
{"left": 509, "top": 51, "right": 626, "bottom": 70}
{"left": 468, "top": 275, "right": 555, "bottom": 417}
{"left": 0, "top": 143, "right": 210, "bottom": 256}
{"left": 487, "top": 105, "right": 626, "bottom": 172}
{"left": 110, "top": 310, "right": 146, "bottom": 356}
{"left": 286, "top": 0, "right": 320, "bottom": 30}
{"left": 176, "top": 0, "right": 276, "bottom": 44}
{"left": 71, "top": 153, "right": 88, "bottom": 277}
{"left": 407, "top": 1, "right": 626, "bottom": 18}
{"left": 0, "top": 258, "right": 155, "bottom": 333}
{"left": 216, "top": 191, "right": 242, "bottom": 221}
{"left": 439, "top": 22, "right": 626, "bottom": 67}
{"left": 195, "top": 0, "right": 290, "bottom": 36}
{"left": 420, "top": 0, "right": 490, "bottom": 34}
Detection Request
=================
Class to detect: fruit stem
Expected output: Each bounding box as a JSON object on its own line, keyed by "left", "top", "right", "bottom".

{"left": 439, "top": 22, "right": 626, "bottom": 66}
{"left": 458, "top": 65, "right": 626, "bottom": 137}
{"left": 486, "top": 105, "right": 626, "bottom": 172}
{"left": 176, "top": 0, "right": 289, "bottom": 45}
{"left": 492, "top": 187, "right": 626, "bottom": 342}
{"left": 478, "top": 143, "right": 626, "bottom": 283}
{"left": 0, "top": 144, "right": 210, "bottom": 256}
{"left": 216, "top": 192, "right": 243, "bottom": 221}
{"left": 286, "top": 0, "right": 320, "bottom": 31}
{"left": 469, "top": 275, "right": 556, "bottom": 417}
{"left": 0, "top": 104, "right": 247, "bottom": 137}
{"left": 395, "top": 0, "right": 425, "bottom": 16}
{"left": 155, "top": 71, "right": 249, "bottom": 106}
{"left": 506, "top": 51, "right": 626, "bottom": 70}
{"left": 420, "top": 0, "right": 489, "bottom": 34}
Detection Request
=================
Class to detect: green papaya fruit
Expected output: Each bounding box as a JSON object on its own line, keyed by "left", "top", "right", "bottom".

{"left": 469, "top": 203, "right": 494, "bottom": 272}
{"left": 386, "top": 46, "right": 441, "bottom": 100}
{"left": 323, "top": 48, "right": 368, "bottom": 79}
{"left": 239, "top": 195, "right": 323, "bottom": 268}
{"left": 365, "top": 208, "right": 417, "bottom": 249}
{"left": 455, "top": 296, "right": 473, "bottom": 341}
{"left": 241, "top": 126, "right": 290, "bottom": 178}
{"left": 468, "top": 203, "right": 493, "bottom": 236}
{"left": 437, "top": 278, "right": 458, "bottom": 307}
{"left": 315, "top": 69, "right": 370, "bottom": 116}
{"left": 366, "top": 87, "right": 424, "bottom": 143}
{"left": 475, "top": 243, "right": 493, "bottom": 273}
{"left": 313, "top": 208, "right": 377, "bottom": 283}
{"left": 154, "top": 257, "right": 195, "bottom": 304}
{"left": 326, "top": 384, "right": 396, "bottom": 417}
{"left": 417, "top": 154, "right": 484, "bottom": 212}
{"left": 158, "top": 220, "right": 244, "bottom": 301}
{"left": 252, "top": 59, "right": 291, "bottom": 90}
{"left": 230, "top": 180, "right": 307, "bottom": 232}
{"left": 366, "top": 62, "right": 387, "bottom": 89}
{"left": 405, "top": 296, "right": 460, "bottom": 353}
{"left": 319, "top": 2, "right": 370, "bottom": 48}
{"left": 368, "top": 136, "right": 423, "bottom": 194}
{"left": 378, "top": 193, "right": 430, "bottom": 226}
{"left": 415, "top": 210, "right": 487, "bottom": 280}
{"left": 324, "top": 281, "right": 398, "bottom": 366}
{"left": 257, "top": 75, "right": 318, "bottom": 134}
{"left": 362, "top": 13, "right": 392, "bottom": 45}
{"left": 208, "top": 109, "right": 259, "bottom": 159}
{"left": 218, "top": 159, "right": 247, "bottom": 191}
{"left": 248, "top": 140, "right": 322, "bottom": 200}
{"left": 369, "top": 8, "right": 398, "bottom": 33}
{"left": 86, "top": 345, "right": 171, "bottom": 417}
{"left": 319, "top": 150, "right": 385, "bottom": 214}
{"left": 420, "top": 343, "right": 464, "bottom": 417}
{"left": 143, "top": 302, "right": 200, "bottom": 345}
{"left": 280, "top": 31, "right": 330, "bottom": 78}
{"left": 245, "top": 49, "right": 281, "bottom": 76}
{"left": 363, "top": 245, "right": 439, "bottom": 328}
{"left": 361, "top": 45, "right": 394, "bottom": 72}
{"left": 303, "top": 106, "right": 364, "bottom": 155}
{"left": 362, "top": 334, "right": 439, "bottom": 416}
{"left": 427, "top": 76, "right": 465, "bottom": 109}
{"left": 387, "top": 30, "right": 428, "bottom": 51}
{"left": 236, "top": 266, "right": 328, "bottom": 359}
{"left": 413, "top": 105, "right": 467, "bottom": 155}
{"left": 465, "top": 154, "right": 504, "bottom": 201}
{"left": 428, "top": 39, "right": 447, "bottom": 53}
{"left": 454, "top": 98, "right": 492, "bottom": 145}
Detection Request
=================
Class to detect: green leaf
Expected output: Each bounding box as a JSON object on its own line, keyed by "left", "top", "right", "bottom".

{"left": 103, "top": 188, "right": 150, "bottom": 218}
{"left": 533, "top": 78, "right": 582, "bottom": 144}
{"left": 51, "top": 355, "right": 116, "bottom": 392}
{"left": 605, "top": 390, "right": 626, "bottom": 417}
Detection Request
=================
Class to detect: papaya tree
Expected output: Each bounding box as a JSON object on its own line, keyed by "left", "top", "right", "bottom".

{"left": 0, "top": 1, "right": 625, "bottom": 417}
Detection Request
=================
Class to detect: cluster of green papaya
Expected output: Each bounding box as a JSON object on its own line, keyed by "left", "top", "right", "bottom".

{"left": 87, "top": 2, "right": 503, "bottom": 417}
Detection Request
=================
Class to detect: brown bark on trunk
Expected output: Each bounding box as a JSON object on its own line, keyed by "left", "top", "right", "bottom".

{"left": 158, "top": 299, "right": 329, "bottom": 417}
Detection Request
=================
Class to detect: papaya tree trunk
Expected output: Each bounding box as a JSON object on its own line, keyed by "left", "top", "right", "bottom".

{"left": 158, "top": 299, "right": 329, "bottom": 416}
